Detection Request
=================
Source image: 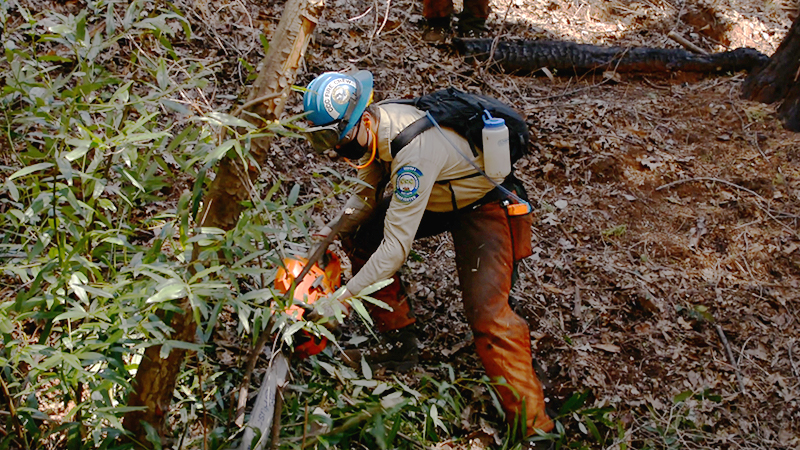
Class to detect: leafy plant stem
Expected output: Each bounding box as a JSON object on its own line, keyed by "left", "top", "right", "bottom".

{"left": 299, "top": 405, "right": 384, "bottom": 449}
{"left": 0, "top": 375, "right": 24, "bottom": 442}
{"left": 198, "top": 356, "right": 209, "bottom": 450}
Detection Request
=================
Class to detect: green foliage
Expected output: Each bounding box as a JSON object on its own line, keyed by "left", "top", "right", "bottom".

{"left": 601, "top": 224, "right": 627, "bottom": 238}
{"left": 275, "top": 361, "right": 512, "bottom": 449}
{"left": 0, "top": 1, "right": 348, "bottom": 448}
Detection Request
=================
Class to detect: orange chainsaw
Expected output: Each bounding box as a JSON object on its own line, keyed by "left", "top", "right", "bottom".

{"left": 274, "top": 250, "right": 342, "bottom": 359}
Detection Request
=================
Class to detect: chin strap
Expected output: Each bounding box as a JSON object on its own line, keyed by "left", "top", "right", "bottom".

{"left": 346, "top": 118, "right": 377, "bottom": 169}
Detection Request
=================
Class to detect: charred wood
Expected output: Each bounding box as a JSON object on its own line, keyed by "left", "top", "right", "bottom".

{"left": 453, "top": 38, "right": 768, "bottom": 75}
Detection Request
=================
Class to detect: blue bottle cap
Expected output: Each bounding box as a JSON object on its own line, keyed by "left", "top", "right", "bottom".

{"left": 482, "top": 111, "right": 505, "bottom": 128}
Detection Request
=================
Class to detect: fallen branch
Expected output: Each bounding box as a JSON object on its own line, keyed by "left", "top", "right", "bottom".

{"left": 715, "top": 324, "right": 747, "bottom": 395}
{"left": 454, "top": 38, "right": 767, "bottom": 74}
{"left": 667, "top": 31, "right": 708, "bottom": 55}
{"left": 656, "top": 176, "right": 762, "bottom": 197}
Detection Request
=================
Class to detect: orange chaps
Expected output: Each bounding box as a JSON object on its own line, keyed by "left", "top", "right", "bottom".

{"left": 423, "top": 0, "right": 490, "bottom": 20}
{"left": 344, "top": 198, "right": 553, "bottom": 435}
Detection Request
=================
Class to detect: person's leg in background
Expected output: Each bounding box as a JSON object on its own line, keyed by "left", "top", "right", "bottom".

{"left": 456, "top": 0, "right": 490, "bottom": 36}
{"left": 451, "top": 201, "right": 553, "bottom": 436}
{"left": 421, "top": 0, "right": 455, "bottom": 42}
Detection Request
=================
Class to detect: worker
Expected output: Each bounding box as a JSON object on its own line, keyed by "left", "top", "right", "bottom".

{"left": 422, "top": 0, "right": 489, "bottom": 42}
{"left": 299, "top": 69, "right": 554, "bottom": 439}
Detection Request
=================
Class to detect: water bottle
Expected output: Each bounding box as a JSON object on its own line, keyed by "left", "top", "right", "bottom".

{"left": 481, "top": 111, "right": 511, "bottom": 180}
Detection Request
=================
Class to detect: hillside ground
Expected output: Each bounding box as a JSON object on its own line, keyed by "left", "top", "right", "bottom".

{"left": 286, "top": 0, "right": 800, "bottom": 448}
{"left": 22, "top": 0, "right": 800, "bottom": 447}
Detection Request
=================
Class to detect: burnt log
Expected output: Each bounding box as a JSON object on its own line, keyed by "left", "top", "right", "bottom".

{"left": 454, "top": 38, "right": 768, "bottom": 75}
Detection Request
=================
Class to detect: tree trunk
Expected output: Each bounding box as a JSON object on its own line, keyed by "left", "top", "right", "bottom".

{"left": 201, "top": 0, "right": 324, "bottom": 230}
{"left": 122, "top": 0, "right": 325, "bottom": 445}
{"left": 741, "top": 15, "right": 800, "bottom": 131}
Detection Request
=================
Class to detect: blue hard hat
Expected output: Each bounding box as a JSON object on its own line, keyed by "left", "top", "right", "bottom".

{"left": 302, "top": 70, "right": 374, "bottom": 139}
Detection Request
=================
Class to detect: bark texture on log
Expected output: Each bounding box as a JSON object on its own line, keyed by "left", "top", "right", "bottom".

{"left": 121, "top": 0, "right": 324, "bottom": 446}
{"left": 741, "top": 16, "right": 800, "bottom": 131}
{"left": 201, "top": 0, "right": 324, "bottom": 231}
{"left": 454, "top": 38, "right": 768, "bottom": 75}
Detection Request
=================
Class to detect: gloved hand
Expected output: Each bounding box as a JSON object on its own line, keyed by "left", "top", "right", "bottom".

{"left": 305, "top": 288, "right": 352, "bottom": 331}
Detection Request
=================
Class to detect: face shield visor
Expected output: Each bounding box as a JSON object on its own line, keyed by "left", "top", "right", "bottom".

{"left": 301, "top": 82, "right": 361, "bottom": 153}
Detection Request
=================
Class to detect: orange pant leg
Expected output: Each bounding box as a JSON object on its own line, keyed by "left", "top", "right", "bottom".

{"left": 452, "top": 203, "right": 553, "bottom": 435}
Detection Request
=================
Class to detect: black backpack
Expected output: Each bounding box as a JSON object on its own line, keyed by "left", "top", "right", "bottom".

{"left": 381, "top": 87, "right": 530, "bottom": 164}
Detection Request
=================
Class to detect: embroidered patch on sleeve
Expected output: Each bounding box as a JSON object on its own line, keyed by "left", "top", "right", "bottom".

{"left": 394, "top": 166, "right": 423, "bottom": 204}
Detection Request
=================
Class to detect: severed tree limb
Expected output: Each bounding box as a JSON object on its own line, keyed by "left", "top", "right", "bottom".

{"left": 454, "top": 38, "right": 767, "bottom": 75}
{"left": 122, "top": 0, "right": 325, "bottom": 446}
{"left": 667, "top": 31, "right": 708, "bottom": 55}
{"left": 715, "top": 324, "right": 747, "bottom": 395}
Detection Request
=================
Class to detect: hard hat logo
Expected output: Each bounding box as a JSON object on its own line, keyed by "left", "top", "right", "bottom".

{"left": 322, "top": 78, "right": 356, "bottom": 120}
{"left": 331, "top": 86, "right": 352, "bottom": 104}
{"left": 301, "top": 70, "right": 374, "bottom": 151}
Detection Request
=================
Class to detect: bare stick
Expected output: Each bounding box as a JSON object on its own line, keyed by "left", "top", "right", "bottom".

{"left": 235, "top": 324, "right": 273, "bottom": 427}
{"left": 268, "top": 388, "right": 284, "bottom": 450}
{"left": 715, "top": 324, "right": 747, "bottom": 395}
{"left": 231, "top": 92, "right": 283, "bottom": 119}
{"left": 789, "top": 340, "right": 800, "bottom": 381}
{"left": 656, "top": 177, "right": 762, "bottom": 197}
{"left": 0, "top": 375, "right": 23, "bottom": 441}
{"left": 668, "top": 31, "right": 708, "bottom": 55}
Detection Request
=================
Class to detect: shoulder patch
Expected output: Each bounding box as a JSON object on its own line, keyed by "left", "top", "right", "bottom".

{"left": 394, "top": 166, "right": 423, "bottom": 204}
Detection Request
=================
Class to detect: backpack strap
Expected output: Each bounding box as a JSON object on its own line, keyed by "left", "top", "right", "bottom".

{"left": 390, "top": 116, "right": 433, "bottom": 158}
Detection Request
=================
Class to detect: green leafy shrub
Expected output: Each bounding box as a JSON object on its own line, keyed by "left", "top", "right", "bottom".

{"left": 0, "top": 1, "right": 320, "bottom": 447}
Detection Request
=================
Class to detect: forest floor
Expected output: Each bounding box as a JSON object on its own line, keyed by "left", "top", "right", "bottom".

{"left": 34, "top": 0, "right": 800, "bottom": 448}
{"left": 246, "top": 0, "right": 800, "bottom": 448}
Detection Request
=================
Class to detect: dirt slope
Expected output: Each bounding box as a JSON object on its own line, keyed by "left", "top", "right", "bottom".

{"left": 273, "top": 0, "right": 800, "bottom": 448}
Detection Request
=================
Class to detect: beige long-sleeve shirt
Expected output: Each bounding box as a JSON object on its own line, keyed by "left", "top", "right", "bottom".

{"left": 341, "top": 103, "right": 501, "bottom": 295}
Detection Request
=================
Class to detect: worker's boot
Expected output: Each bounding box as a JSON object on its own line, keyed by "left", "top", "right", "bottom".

{"left": 421, "top": 17, "right": 450, "bottom": 43}
{"left": 343, "top": 327, "right": 420, "bottom": 373}
{"left": 455, "top": 11, "right": 487, "bottom": 37}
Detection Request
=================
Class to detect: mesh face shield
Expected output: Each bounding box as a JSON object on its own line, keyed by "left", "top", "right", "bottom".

{"left": 301, "top": 82, "right": 361, "bottom": 153}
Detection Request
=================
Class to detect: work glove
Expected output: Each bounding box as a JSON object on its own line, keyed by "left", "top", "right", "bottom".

{"left": 305, "top": 288, "right": 352, "bottom": 332}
